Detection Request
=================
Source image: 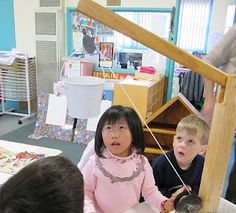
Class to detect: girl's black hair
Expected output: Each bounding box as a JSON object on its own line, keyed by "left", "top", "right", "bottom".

{"left": 95, "top": 105, "right": 144, "bottom": 157}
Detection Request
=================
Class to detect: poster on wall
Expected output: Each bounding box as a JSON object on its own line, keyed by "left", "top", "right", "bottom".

{"left": 99, "top": 42, "right": 114, "bottom": 68}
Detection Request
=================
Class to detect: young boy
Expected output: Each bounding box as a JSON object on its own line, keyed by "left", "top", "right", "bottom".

{"left": 152, "top": 114, "right": 210, "bottom": 198}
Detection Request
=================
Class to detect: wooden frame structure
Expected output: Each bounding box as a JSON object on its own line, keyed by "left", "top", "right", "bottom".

{"left": 77, "top": 0, "right": 236, "bottom": 212}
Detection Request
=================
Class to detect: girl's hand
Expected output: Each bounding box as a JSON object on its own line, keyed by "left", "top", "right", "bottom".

{"left": 162, "top": 199, "right": 174, "bottom": 212}
{"left": 161, "top": 186, "right": 192, "bottom": 212}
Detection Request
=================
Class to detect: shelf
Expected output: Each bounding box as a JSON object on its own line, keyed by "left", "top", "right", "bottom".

{"left": 94, "top": 66, "right": 136, "bottom": 74}
{"left": 143, "top": 127, "right": 175, "bottom": 135}
{"left": 144, "top": 147, "right": 168, "bottom": 155}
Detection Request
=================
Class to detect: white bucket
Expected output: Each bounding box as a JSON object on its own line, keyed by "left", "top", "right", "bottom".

{"left": 63, "top": 76, "right": 105, "bottom": 119}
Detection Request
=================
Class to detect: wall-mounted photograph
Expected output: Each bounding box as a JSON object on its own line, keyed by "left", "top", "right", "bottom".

{"left": 99, "top": 42, "right": 114, "bottom": 68}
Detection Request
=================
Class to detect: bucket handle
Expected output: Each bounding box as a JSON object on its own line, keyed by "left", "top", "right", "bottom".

{"left": 54, "top": 81, "right": 67, "bottom": 96}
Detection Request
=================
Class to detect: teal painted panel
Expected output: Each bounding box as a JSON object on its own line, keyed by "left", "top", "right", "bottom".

{"left": 0, "top": 0, "right": 16, "bottom": 50}
{"left": 94, "top": 67, "right": 135, "bottom": 74}
{"left": 0, "top": 0, "right": 18, "bottom": 110}
{"left": 66, "top": 7, "right": 74, "bottom": 56}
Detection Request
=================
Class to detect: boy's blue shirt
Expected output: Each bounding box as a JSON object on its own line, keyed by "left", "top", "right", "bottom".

{"left": 152, "top": 150, "right": 204, "bottom": 198}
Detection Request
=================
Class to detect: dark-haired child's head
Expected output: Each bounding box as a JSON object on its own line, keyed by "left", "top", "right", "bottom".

{"left": 95, "top": 105, "right": 144, "bottom": 157}
{"left": 0, "top": 156, "right": 84, "bottom": 213}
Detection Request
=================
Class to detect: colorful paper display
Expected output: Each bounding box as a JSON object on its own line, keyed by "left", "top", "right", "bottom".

{"left": 34, "top": 93, "right": 95, "bottom": 144}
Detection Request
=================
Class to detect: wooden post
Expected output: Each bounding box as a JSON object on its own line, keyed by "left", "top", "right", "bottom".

{"left": 71, "top": 118, "right": 78, "bottom": 142}
{"left": 199, "top": 75, "right": 236, "bottom": 212}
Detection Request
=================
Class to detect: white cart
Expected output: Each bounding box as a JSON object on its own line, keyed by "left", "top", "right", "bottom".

{"left": 0, "top": 51, "right": 37, "bottom": 124}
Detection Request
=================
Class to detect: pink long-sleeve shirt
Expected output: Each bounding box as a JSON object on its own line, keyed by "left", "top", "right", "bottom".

{"left": 81, "top": 149, "right": 167, "bottom": 213}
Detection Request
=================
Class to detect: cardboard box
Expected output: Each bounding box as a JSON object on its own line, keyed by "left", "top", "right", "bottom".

{"left": 113, "top": 77, "right": 165, "bottom": 124}
{"left": 134, "top": 71, "right": 161, "bottom": 81}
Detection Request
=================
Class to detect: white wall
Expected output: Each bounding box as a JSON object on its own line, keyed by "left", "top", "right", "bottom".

{"left": 207, "top": 0, "right": 231, "bottom": 50}
{"left": 210, "top": 0, "right": 230, "bottom": 34}
{"left": 13, "top": 0, "right": 175, "bottom": 56}
{"left": 66, "top": 0, "right": 175, "bottom": 8}
{"left": 120, "top": 0, "right": 175, "bottom": 8}
{"left": 66, "top": 0, "right": 106, "bottom": 7}
{"left": 13, "top": 0, "right": 233, "bottom": 56}
{"left": 13, "top": 0, "right": 38, "bottom": 56}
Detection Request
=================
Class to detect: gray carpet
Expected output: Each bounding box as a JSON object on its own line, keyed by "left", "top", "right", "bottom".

{"left": 0, "top": 122, "right": 87, "bottom": 164}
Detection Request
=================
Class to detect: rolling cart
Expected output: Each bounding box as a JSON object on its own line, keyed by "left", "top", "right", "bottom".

{"left": 0, "top": 51, "right": 37, "bottom": 124}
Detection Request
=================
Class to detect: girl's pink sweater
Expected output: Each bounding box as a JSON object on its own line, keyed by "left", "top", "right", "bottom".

{"left": 82, "top": 149, "right": 167, "bottom": 213}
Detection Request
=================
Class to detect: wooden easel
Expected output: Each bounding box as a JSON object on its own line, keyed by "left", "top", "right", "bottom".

{"left": 76, "top": 0, "right": 236, "bottom": 212}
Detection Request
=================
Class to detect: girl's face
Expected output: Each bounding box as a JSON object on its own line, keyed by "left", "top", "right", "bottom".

{"left": 102, "top": 118, "right": 132, "bottom": 157}
{"left": 173, "top": 129, "right": 205, "bottom": 170}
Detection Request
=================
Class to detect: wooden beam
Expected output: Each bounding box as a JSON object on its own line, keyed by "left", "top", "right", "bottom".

{"left": 76, "top": 0, "right": 227, "bottom": 87}
{"left": 199, "top": 75, "right": 236, "bottom": 212}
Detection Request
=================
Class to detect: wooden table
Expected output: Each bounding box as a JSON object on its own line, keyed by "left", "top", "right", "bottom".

{"left": 124, "top": 199, "right": 236, "bottom": 213}
{"left": 0, "top": 140, "right": 62, "bottom": 185}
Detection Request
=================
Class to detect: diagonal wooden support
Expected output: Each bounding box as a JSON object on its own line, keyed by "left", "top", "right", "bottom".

{"left": 199, "top": 75, "right": 236, "bottom": 212}
{"left": 76, "top": 0, "right": 236, "bottom": 211}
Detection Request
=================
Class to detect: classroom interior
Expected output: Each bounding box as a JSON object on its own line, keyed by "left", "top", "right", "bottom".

{"left": 0, "top": 0, "right": 236, "bottom": 212}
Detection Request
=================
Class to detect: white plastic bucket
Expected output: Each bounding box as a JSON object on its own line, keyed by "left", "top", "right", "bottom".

{"left": 63, "top": 76, "right": 105, "bottom": 119}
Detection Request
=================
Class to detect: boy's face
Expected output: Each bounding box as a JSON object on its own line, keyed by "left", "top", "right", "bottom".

{"left": 173, "top": 128, "right": 206, "bottom": 170}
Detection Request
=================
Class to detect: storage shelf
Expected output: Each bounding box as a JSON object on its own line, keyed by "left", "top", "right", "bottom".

{"left": 143, "top": 127, "right": 176, "bottom": 135}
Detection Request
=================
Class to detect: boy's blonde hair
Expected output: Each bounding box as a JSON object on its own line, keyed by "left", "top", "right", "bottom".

{"left": 176, "top": 114, "right": 210, "bottom": 145}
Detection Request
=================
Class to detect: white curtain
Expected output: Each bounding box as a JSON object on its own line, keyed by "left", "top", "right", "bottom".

{"left": 103, "top": 12, "right": 170, "bottom": 49}
{"left": 177, "top": 0, "right": 211, "bottom": 51}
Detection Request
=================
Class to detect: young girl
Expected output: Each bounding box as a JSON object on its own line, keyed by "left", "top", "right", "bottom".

{"left": 81, "top": 105, "right": 180, "bottom": 213}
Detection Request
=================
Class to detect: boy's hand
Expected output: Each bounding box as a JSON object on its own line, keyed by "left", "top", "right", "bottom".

{"left": 170, "top": 185, "right": 192, "bottom": 203}
{"left": 170, "top": 185, "right": 191, "bottom": 202}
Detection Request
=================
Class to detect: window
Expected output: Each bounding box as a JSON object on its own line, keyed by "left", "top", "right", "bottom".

{"left": 100, "top": 10, "right": 171, "bottom": 73}
{"left": 101, "top": 11, "right": 171, "bottom": 50}
{"left": 177, "top": 0, "right": 211, "bottom": 52}
{"left": 68, "top": 8, "right": 172, "bottom": 74}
